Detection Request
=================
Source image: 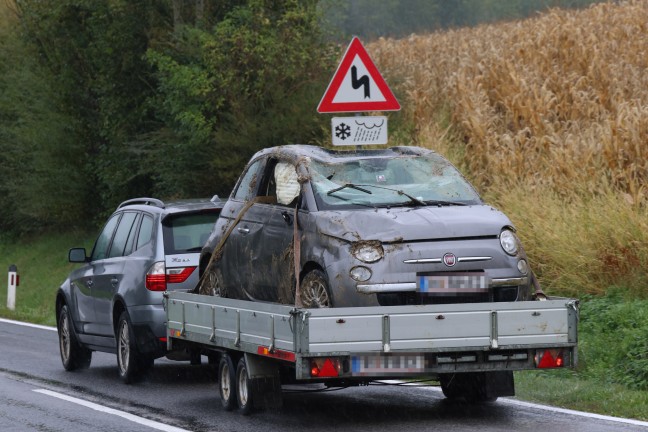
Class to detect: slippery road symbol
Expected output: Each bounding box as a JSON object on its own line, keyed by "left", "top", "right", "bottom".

{"left": 351, "top": 66, "right": 370, "bottom": 99}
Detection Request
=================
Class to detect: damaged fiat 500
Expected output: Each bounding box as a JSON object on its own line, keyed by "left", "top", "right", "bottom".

{"left": 198, "top": 145, "right": 540, "bottom": 308}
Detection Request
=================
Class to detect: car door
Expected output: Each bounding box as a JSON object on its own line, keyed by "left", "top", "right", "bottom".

{"left": 71, "top": 213, "right": 120, "bottom": 334}
{"left": 91, "top": 211, "right": 139, "bottom": 336}
{"left": 240, "top": 158, "right": 299, "bottom": 303}
{"left": 218, "top": 158, "right": 266, "bottom": 299}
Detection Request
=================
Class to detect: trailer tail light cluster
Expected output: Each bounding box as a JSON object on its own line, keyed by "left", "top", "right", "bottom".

{"left": 535, "top": 349, "right": 565, "bottom": 369}
{"left": 146, "top": 261, "right": 196, "bottom": 291}
{"left": 310, "top": 358, "right": 342, "bottom": 378}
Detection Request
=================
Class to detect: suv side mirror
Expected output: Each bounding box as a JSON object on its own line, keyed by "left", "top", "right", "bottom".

{"left": 69, "top": 248, "right": 88, "bottom": 263}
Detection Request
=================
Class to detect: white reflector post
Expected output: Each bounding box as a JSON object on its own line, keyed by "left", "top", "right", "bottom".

{"left": 7, "top": 264, "right": 17, "bottom": 310}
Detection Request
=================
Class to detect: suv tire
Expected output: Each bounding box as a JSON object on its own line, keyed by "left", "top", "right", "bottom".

{"left": 58, "top": 305, "right": 92, "bottom": 370}
{"left": 116, "top": 311, "right": 151, "bottom": 383}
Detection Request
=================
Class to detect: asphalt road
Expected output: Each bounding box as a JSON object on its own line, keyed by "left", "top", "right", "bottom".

{"left": 1, "top": 319, "right": 647, "bottom": 432}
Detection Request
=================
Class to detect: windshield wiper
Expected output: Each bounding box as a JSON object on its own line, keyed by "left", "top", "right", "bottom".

{"left": 424, "top": 200, "right": 467, "bottom": 207}
{"left": 327, "top": 183, "right": 373, "bottom": 195}
{"left": 357, "top": 184, "right": 426, "bottom": 206}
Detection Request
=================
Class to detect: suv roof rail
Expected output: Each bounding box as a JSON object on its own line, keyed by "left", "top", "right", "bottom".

{"left": 118, "top": 197, "right": 165, "bottom": 209}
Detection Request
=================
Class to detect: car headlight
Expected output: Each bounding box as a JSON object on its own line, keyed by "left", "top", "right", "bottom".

{"left": 499, "top": 229, "right": 519, "bottom": 256}
{"left": 351, "top": 241, "right": 384, "bottom": 263}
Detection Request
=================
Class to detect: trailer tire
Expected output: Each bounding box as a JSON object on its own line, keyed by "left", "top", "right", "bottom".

{"left": 439, "top": 373, "right": 498, "bottom": 403}
{"left": 219, "top": 354, "right": 238, "bottom": 411}
{"left": 299, "top": 269, "right": 331, "bottom": 308}
{"left": 58, "top": 305, "right": 92, "bottom": 371}
{"left": 236, "top": 357, "right": 255, "bottom": 415}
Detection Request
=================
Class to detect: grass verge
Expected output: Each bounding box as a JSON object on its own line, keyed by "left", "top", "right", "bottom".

{"left": 0, "top": 230, "right": 93, "bottom": 326}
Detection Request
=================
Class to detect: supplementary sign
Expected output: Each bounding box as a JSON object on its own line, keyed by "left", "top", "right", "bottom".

{"left": 318, "top": 37, "right": 400, "bottom": 113}
{"left": 332, "top": 116, "right": 388, "bottom": 146}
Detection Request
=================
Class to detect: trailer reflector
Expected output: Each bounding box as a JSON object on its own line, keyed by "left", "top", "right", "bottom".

{"left": 310, "top": 358, "right": 340, "bottom": 378}
{"left": 535, "top": 349, "right": 565, "bottom": 368}
{"left": 257, "top": 346, "right": 296, "bottom": 362}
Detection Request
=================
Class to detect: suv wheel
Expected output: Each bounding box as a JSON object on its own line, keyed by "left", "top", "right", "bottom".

{"left": 58, "top": 305, "right": 92, "bottom": 370}
{"left": 116, "top": 311, "right": 151, "bottom": 383}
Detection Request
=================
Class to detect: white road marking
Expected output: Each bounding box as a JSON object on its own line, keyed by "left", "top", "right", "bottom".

{"left": 34, "top": 389, "right": 191, "bottom": 432}
{"left": 0, "top": 317, "right": 56, "bottom": 331}
{"left": 381, "top": 380, "right": 648, "bottom": 428}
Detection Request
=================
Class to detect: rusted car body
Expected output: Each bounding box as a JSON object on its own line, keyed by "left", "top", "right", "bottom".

{"left": 198, "top": 145, "right": 535, "bottom": 308}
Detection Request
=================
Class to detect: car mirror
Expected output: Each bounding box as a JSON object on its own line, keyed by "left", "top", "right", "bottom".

{"left": 68, "top": 248, "right": 88, "bottom": 263}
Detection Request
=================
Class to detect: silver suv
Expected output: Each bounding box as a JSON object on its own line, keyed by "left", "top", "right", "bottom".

{"left": 56, "top": 197, "right": 222, "bottom": 383}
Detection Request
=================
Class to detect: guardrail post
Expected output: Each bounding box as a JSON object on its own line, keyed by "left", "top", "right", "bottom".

{"left": 7, "top": 265, "right": 18, "bottom": 310}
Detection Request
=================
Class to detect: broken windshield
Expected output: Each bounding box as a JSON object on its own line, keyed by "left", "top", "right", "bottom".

{"left": 309, "top": 154, "right": 482, "bottom": 209}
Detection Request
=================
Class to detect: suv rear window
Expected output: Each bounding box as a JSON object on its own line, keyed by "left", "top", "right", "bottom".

{"left": 162, "top": 211, "right": 220, "bottom": 254}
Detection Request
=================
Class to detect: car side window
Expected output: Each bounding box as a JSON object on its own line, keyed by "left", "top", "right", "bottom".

{"left": 233, "top": 159, "right": 263, "bottom": 202}
{"left": 123, "top": 213, "right": 142, "bottom": 256}
{"left": 107, "top": 212, "right": 138, "bottom": 258}
{"left": 136, "top": 214, "right": 154, "bottom": 250}
{"left": 90, "top": 213, "right": 121, "bottom": 261}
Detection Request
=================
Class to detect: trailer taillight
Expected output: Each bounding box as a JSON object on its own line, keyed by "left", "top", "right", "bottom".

{"left": 535, "top": 349, "right": 565, "bottom": 368}
{"left": 310, "top": 358, "right": 341, "bottom": 378}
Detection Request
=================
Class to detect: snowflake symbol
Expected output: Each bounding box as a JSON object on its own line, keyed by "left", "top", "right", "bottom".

{"left": 335, "top": 123, "right": 351, "bottom": 140}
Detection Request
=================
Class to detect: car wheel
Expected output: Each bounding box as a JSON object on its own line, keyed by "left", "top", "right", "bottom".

{"left": 200, "top": 264, "right": 225, "bottom": 297}
{"left": 58, "top": 305, "right": 92, "bottom": 371}
{"left": 236, "top": 357, "right": 255, "bottom": 415}
{"left": 219, "top": 354, "right": 238, "bottom": 411}
{"left": 299, "top": 270, "right": 331, "bottom": 308}
{"left": 116, "top": 311, "right": 148, "bottom": 384}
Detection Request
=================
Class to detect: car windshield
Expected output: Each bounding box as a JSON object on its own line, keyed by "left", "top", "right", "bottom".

{"left": 309, "top": 153, "right": 482, "bottom": 209}
{"left": 162, "top": 211, "right": 220, "bottom": 254}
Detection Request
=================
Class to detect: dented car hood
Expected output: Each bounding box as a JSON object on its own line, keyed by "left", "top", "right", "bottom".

{"left": 313, "top": 205, "right": 512, "bottom": 243}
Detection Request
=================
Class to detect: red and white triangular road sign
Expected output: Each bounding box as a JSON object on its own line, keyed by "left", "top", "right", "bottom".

{"left": 317, "top": 37, "right": 400, "bottom": 113}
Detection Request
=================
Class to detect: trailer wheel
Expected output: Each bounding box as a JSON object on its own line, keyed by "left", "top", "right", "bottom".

{"left": 218, "top": 354, "right": 237, "bottom": 411}
{"left": 58, "top": 305, "right": 92, "bottom": 371}
{"left": 299, "top": 270, "right": 331, "bottom": 308}
{"left": 439, "top": 373, "right": 498, "bottom": 403}
{"left": 236, "top": 357, "right": 255, "bottom": 415}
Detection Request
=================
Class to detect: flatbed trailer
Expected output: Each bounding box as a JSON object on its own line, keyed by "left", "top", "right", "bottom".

{"left": 164, "top": 291, "right": 578, "bottom": 414}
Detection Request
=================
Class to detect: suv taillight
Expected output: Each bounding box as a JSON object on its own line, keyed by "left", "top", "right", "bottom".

{"left": 146, "top": 262, "right": 167, "bottom": 291}
{"left": 166, "top": 266, "right": 196, "bottom": 284}
{"left": 146, "top": 262, "right": 197, "bottom": 291}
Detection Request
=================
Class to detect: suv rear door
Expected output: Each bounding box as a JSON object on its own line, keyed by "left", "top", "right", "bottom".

{"left": 163, "top": 210, "right": 221, "bottom": 291}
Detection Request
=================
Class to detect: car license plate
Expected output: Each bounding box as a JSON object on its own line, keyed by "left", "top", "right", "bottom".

{"left": 417, "top": 272, "right": 489, "bottom": 293}
{"left": 351, "top": 354, "right": 426, "bottom": 376}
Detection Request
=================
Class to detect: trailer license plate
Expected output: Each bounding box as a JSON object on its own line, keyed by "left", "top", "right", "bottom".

{"left": 417, "top": 273, "right": 488, "bottom": 293}
{"left": 351, "top": 354, "right": 425, "bottom": 376}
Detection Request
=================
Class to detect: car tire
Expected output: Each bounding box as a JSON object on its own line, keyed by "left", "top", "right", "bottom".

{"left": 219, "top": 354, "right": 238, "bottom": 411}
{"left": 58, "top": 305, "right": 92, "bottom": 371}
{"left": 236, "top": 357, "right": 254, "bottom": 415}
{"left": 299, "top": 269, "right": 331, "bottom": 308}
{"left": 200, "top": 263, "right": 225, "bottom": 297}
{"left": 116, "top": 311, "right": 148, "bottom": 384}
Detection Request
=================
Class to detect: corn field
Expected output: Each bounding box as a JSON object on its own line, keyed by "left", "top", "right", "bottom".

{"left": 370, "top": 1, "right": 648, "bottom": 296}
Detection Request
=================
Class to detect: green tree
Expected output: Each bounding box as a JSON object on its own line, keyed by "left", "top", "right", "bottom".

{"left": 144, "top": 0, "right": 334, "bottom": 197}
